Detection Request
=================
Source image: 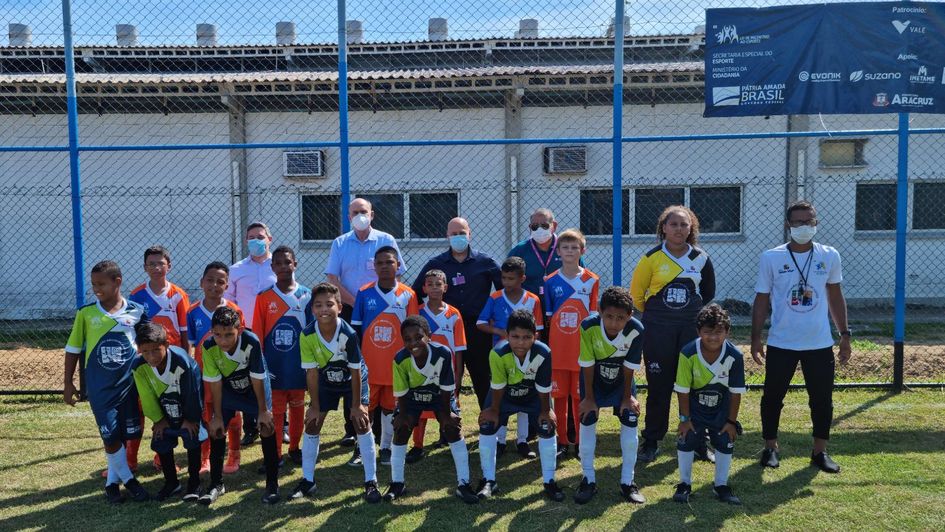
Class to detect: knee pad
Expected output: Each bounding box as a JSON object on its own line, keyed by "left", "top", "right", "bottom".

{"left": 713, "top": 430, "right": 735, "bottom": 455}
{"left": 537, "top": 420, "right": 555, "bottom": 439}
{"left": 676, "top": 428, "right": 699, "bottom": 451}
{"left": 618, "top": 409, "right": 638, "bottom": 428}
{"left": 580, "top": 411, "right": 598, "bottom": 426}
{"left": 479, "top": 421, "right": 499, "bottom": 436}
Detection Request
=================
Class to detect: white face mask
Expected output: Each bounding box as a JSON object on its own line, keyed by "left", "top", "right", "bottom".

{"left": 351, "top": 213, "right": 371, "bottom": 232}
{"left": 790, "top": 225, "right": 817, "bottom": 244}
{"left": 531, "top": 227, "right": 553, "bottom": 244}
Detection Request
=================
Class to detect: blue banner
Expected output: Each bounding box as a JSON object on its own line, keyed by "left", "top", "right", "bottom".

{"left": 704, "top": 2, "right": 945, "bottom": 116}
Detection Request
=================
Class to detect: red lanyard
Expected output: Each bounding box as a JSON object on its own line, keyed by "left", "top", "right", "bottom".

{"left": 530, "top": 235, "right": 558, "bottom": 272}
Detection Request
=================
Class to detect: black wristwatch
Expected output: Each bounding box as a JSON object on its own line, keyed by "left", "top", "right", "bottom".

{"left": 839, "top": 329, "right": 852, "bottom": 338}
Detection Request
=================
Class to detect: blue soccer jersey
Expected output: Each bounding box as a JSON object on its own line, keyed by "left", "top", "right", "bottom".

{"left": 253, "top": 284, "right": 313, "bottom": 390}
{"left": 65, "top": 299, "right": 149, "bottom": 410}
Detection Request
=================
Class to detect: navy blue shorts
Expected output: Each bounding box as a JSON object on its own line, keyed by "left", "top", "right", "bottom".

{"left": 484, "top": 393, "right": 541, "bottom": 429}
{"left": 677, "top": 421, "right": 734, "bottom": 455}
{"left": 220, "top": 382, "right": 272, "bottom": 427}
{"left": 579, "top": 378, "right": 638, "bottom": 424}
{"left": 395, "top": 395, "right": 460, "bottom": 420}
{"left": 151, "top": 425, "right": 208, "bottom": 454}
{"left": 319, "top": 378, "right": 369, "bottom": 412}
{"left": 92, "top": 388, "right": 143, "bottom": 446}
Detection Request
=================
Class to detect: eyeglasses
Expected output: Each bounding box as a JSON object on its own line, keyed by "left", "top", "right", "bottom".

{"left": 529, "top": 223, "right": 551, "bottom": 231}
{"left": 788, "top": 219, "right": 817, "bottom": 228}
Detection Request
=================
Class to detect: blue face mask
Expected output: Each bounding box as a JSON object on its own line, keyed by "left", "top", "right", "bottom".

{"left": 247, "top": 238, "right": 268, "bottom": 257}
{"left": 449, "top": 234, "right": 469, "bottom": 253}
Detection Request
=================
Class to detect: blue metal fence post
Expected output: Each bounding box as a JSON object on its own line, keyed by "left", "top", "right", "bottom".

{"left": 893, "top": 113, "right": 908, "bottom": 392}
{"left": 338, "top": 0, "right": 351, "bottom": 232}
{"left": 62, "top": 0, "right": 85, "bottom": 310}
{"left": 611, "top": 0, "right": 625, "bottom": 285}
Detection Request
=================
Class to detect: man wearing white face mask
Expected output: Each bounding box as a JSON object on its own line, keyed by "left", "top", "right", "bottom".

{"left": 751, "top": 201, "right": 851, "bottom": 474}
{"left": 226, "top": 221, "right": 277, "bottom": 331}
{"left": 508, "top": 208, "right": 582, "bottom": 297}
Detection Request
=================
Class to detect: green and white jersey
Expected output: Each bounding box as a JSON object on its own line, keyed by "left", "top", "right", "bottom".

{"left": 202, "top": 330, "right": 268, "bottom": 397}
{"left": 392, "top": 343, "right": 455, "bottom": 405}
{"left": 132, "top": 346, "right": 203, "bottom": 426}
{"left": 300, "top": 318, "right": 363, "bottom": 391}
{"left": 674, "top": 339, "right": 746, "bottom": 427}
{"left": 578, "top": 314, "right": 643, "bottom": 394}
{"left": 489, "top": 340, "right": 552, "bottom": 405}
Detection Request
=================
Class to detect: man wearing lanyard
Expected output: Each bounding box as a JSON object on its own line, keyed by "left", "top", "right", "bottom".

{"left": 508, "top": 208, "right": 582, "bottom": 297}
{"left": 411, "top": 217, "right": 501, "bottom": 409}
{"left": 225, "top": 221, "right": 278, "bottom": 447}
{"left": 751, "top": 201, "right": 851, "bottom": 473}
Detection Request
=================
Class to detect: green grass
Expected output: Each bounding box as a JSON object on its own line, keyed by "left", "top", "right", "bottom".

{"left": 1, "top": 389, "right": 943, "bottom": 530}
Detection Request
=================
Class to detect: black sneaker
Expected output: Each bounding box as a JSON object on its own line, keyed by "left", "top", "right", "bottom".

{"left": 282, "top": 426, "right": 290, "bottom": 444}
{"left": 104, "top": 483, "right": 125, "bottom": 504}
{"left": 288, "top": 449, "right": 303, "bottom": 465}
{"left": 694, "top": 443, "right": 716, "bottom": 464}
{"left": 340, "top": 434, "right": 357, "bottom": 447}
{"left": 347, "top": 449, "right": 363, "bottom": 467}
{"left": 240, "top": 429, "right": 259, "bottom": 447}
{"left": 455, "top": 482, "right": 480, "bottom": 504}
{"left": 383, "top": 482, "right": 406, "bottom": 502}
{"left": 290, "top": 479, "right": 317, "bottom": 499}
{"left": 573, "top": 477, "right": 597, "bottom": 504}
{"left": 637, "top": 440, "right": 659, "bottom": 463}
{"left": 543, "top": 480, "right": 565, "bottom": 502}
{"left": 124, "top": 478, "right": 150, "bottom": 502}
{"left": 155, "top": 480, "right": 182, "bottom": 501}
{"left": 673, "top": 482, "right": 691, "bottom": 503}
{"left": 811, "top": 451, "right": 841, "bottom": 473}
{"left": 364, "top": 480, "right": 382, "bottom": 503}
{"left": 496, "top": 443, "right": 507, "bottom": 458}
{"left": 620, "top": 483, "right": 646, "bottom": 504}
{"left": 761, "top": 447, "right": 780, "bottom": 469}
{"left": 713, "top": 484, "right": 742, "bottom": 505}
{"left": 476, "top": 478, "right": 497, "bottom": 499}
{"left": 262, "top": 484, "right": 280, "bottom": 505}
{"left": 516, "top": 442, "right": 536, "bottom": 459}
{"left": 257, "top": 457, "right": 286, "bottom": 474}
{"left": 182, "top": 482, "right": 202, "bottom": 503}
{"left": 405, "top": 447, "right": 425, "bottom": 464}
{"left": 379, "top": 448, "right": 392, "bottom": 466}
{"left": 198, "top": 484, "right": 225, "bottom": 506}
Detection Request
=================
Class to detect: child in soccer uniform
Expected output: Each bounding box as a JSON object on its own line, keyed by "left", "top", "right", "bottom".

{"left": 673, "top": 304, "right": 745, "bottom": 505}
{"left": 543, "top": 229, "right": 599, "bottom": 457}
{"left": 64, "top": 260, "right": 150, "bottom": 504}
{"left": 187, "top": 262, "right": 245, "bottom": 474}
{"left": 384, "top": 316, "right": 478, "bottom": 504}
{"left": 201, "top": 306, "right": 280, "bottom": 505}
{"left": 253, "top": 246, "right": 313, "bottom": 466}
{"left": 574, "top": 286, "right": 646, "bottom": 505}
{"left": 352, "top": 246, "right": 418, "bottom": 465}
{"left": 477, "top": 256, "right": 544, "bottom": 459}
{"left": 130, "top": 245, "right": 191, "bottom": 470}
{"left": 410, "top": 269, "right": 467, "bottom": 463}
{"left": 133, "top": 322, "right": 208, "bottom": 502}
{"left": 291, "top": 283, "right": 381, "bottom": 503}
{"left": 477, "top": 310, "right": 563, "bottom": 502}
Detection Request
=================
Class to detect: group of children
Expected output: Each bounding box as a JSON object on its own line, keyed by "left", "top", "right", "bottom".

{"left": 65, "top": 230, "right": 747, "bottom": 507}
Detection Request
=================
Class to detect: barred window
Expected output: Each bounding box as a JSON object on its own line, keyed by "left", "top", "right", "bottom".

{"left": 301, "top": 194, "right": 341, "bottom": 241}
{"left": 357, "top": 194, "right": 404, "bottom": 239}
{"left": 409, "top": 192, "right": 458, "bottom": 239}
{"left": 854, "top": 183, "right": 896, "bottom": 231}
{"left": 579, "top": 189, "right": 629, "bottom": 236}
{"left": 913, "top": 182, "right": 945, "bottom": 230}
{"left": 302, "top": 191, "right": 458, "bottom": 241}
{"left": 690, "top": 186, "right": 741, "bottom": 234}
{"left": 634, "top": 188, "right": 684, "bottom": 235}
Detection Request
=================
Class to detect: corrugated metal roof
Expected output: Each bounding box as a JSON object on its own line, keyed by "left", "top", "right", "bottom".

{"left": 0, "top": 62, "right": 703, "bottom": 85}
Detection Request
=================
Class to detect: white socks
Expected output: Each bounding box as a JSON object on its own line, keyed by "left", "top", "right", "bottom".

{"left": 358, "top": 432, "right": 377, "bottom": 483}
{"left": 449, "top": 439, "right": 471, "bottom": 486}
{"left": 620, "top": 424, "right": 639, "bottom": 485}
{"left": 478, "top": 433, "right": 497, "bottom": 481}
{"left": 380, "top": 413, "right": 394, "bottom": 450}
{"left": 678, "top": 450, "right": 694, "bottom": 485}
{"left": 496, "top": 425, "right": 507, "bottom": 444}
{"left": 579, "top": 422, "right": 597, "bottom": 483}
{"left": 538, "top": 436, "right": 557, "bottom": 483}
{"left": 106, "top": 445, "right": 134, "bottom": 484}
{"left": 715, "top": 452, "right": 732, "bottom": 487}
{"left": 517, "top": 414, "right": 529, "bottom": 444}
{"left": 301, "top": 433, "right": 319, "bottom": 482}
{"left": 390, "top": 444, "right": 407, "bottom": 483}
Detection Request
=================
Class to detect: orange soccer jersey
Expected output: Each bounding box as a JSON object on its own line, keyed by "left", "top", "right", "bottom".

{"left": 543, "top": 268, "right": 599, "bottom": 371}
{"left": 351, "top": 281, "right": 418, "bottom": 386}
{"left": 130, "top": 282, "right": 190, "bottom": 348}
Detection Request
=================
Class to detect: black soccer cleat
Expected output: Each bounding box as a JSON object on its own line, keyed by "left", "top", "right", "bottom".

{"left": 543, "top": 480, "right": 565, "bottom": 502}
{"left": 340, "top": 434, "right": 357, "bottom": 447}
{"left": 637, "top": 440, "right": 659, "bottom": 463}
{"left": 379, "top": 449, "right": 392, "bottom": 466}
{"left": 620, "top": 483, "right": 646, "bottom": 504}
{"left": 496, "top": 443, "right": 507, "bottom": 458}
{"left": 760, "top": 447, "right": 780, "bottom": 469}
{"left": 713, "top": 484, "right": 742, "bottom": 505}
{"left": 405, "top": 447, "right": 425, "bottom": 464}
{"left": 364, "top": 480, "right": 382, "bottom": 503}
{"left": 516, "top": 442, "right": 536, "bottom": 460}
{"left": 155, "top": 480, "right": 182, "bottom": 501}
{"left": 455, "top": 482, "right": 480, "bottom": 504}
{"left": 811, "top": 451, "right": 841, "bottom": 474}
{"left": 198, "top": 483, "right": 225, "bottom": 506}
{"left": 573, "top": 477, "right": 597, "bottom": 504}
{"left": 383, "top": 482, "right": 406, "bottom": 502}
{"left": 694, "top": 443, "right": 716, "bottom": 464}
{"left": 124, "top": 478, "right": 150, "bottom": 502}
{"left": 476, "top": 478, "right": 497, "bottom": 499}
{"left": 347, "top": 448, "right": 362, "bottom": 467}
{"left": 104, "top": 483, "right": 125, "bottom": 504}
{"left": 240, "top": 429, "right": 258, "bottom": 447}
{"left": 182, "top": 482, "right": 202, "bottom": 503}
{"left": 673, "top": 482, "right": 692, "bottom": 503}
{"left": 290, "top": 479, "right": 317, "bottom": 499}
{"left": 262, "top": 484, "right": 280, "bottom": 505}
{"left": 288, "top": 448, "right": 303, "bottom": 465}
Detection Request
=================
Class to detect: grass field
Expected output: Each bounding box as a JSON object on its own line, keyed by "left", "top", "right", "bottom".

{"left": 1, "top": 388, "right": 943, "bottom": 531}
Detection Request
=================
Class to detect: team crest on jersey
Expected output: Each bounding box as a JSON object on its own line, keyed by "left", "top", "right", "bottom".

{"left": 553, "top": 286, "right": 564, "bottom": 298}
{"left": 91, "top": 317, "right": 102, "bottom": 328}
{"left": 659, "top": 264, "right": 670, "bottom": 273}
{"left": 366, "top": 298, "right": 378, "bottom": 311}
{"left": 268, "top": 302, "right": 278, "bottom": 314}
{"left": 195, "top": 319, "right": 203, "bottom": 329}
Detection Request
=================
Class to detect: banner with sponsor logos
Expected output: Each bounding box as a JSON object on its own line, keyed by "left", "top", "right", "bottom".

{"left": 704, "top": 1, "right": 945, "bottom": 117}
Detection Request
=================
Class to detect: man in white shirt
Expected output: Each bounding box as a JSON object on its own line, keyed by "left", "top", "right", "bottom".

{"left": 750, "top": 201, "right": 851, "bottom": 474}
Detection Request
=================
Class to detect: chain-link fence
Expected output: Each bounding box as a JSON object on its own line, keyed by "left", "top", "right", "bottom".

{"left": 1, "top": 0, "right": 943, "bottom": 393}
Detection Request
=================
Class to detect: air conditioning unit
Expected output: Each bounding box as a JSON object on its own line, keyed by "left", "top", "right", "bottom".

{"left": 283, "top": 150, "right": 325, "bottom": 178}
{"left": 543, "top": 145, "right": 587, "bottom": 175}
